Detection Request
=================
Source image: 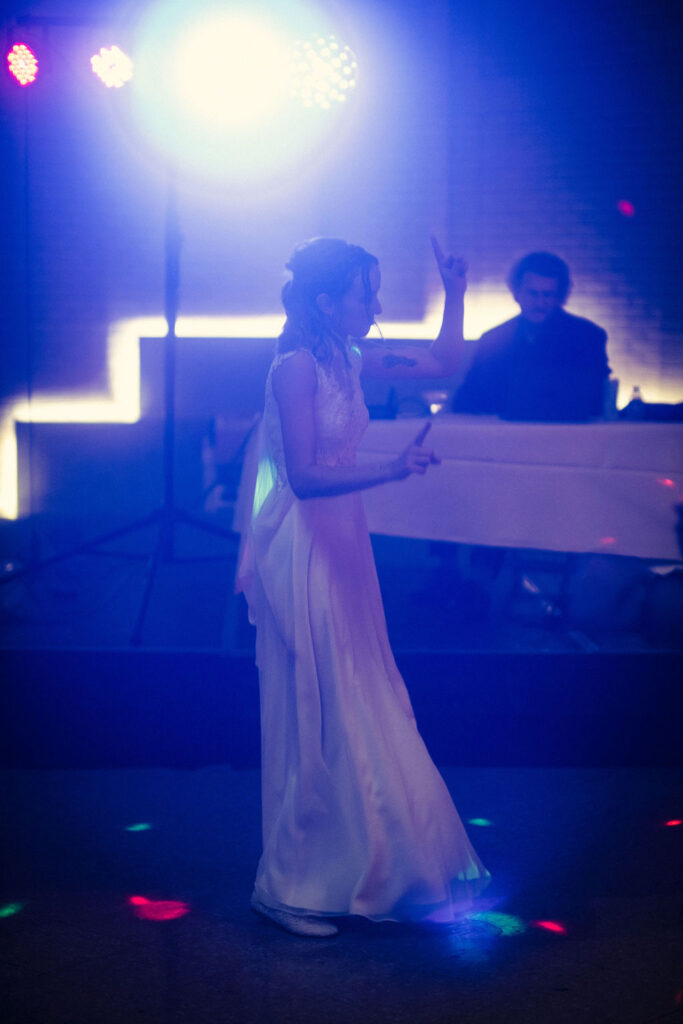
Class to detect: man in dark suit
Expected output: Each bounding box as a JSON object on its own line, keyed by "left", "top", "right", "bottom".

{"left": 453, "top": 252, "right": 610, "bottom": 421}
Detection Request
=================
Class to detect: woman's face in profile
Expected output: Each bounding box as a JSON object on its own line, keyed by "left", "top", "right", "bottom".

{"left": 337, "top": 264, "right": 382, "bottom": 339}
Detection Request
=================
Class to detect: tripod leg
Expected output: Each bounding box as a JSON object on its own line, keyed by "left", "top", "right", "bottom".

{"left": 174, "top": 507, "right": 240, "bottom": 544}
{"left": 130, "top": 517, "right": 169, "bottom": 646}
{"left": 0, "top": 512, "right": 162, "bottom": 585}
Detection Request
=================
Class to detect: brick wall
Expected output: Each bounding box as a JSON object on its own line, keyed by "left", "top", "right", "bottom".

{"left": 0, "top": 0, "right": 681, "bottom": 420}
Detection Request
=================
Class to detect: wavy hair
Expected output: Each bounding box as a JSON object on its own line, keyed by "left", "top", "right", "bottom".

{"left": 278, "top": 238, "right": 378, "bottom": 364}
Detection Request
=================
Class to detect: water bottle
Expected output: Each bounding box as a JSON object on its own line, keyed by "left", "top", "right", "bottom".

{"left": 628, "top": 385, "right": 645, "bottom": 420}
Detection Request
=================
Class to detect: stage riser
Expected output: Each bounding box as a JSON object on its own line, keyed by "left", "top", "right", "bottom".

{"left": 1, "top": 651, "right": 680, "bottom": 769}
{"left": 16, "top": 420, "right": 213, "bottom": 519}
{"left": 12, "top": 334, "right": 436, "bottom": 518}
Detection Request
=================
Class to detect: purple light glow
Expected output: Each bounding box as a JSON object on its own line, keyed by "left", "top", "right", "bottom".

{"left": 617, "top": 199, "right": 636, "bottom": 217}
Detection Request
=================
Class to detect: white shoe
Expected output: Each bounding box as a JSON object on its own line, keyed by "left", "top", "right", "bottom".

{"left": 250, "top": 894, "right": 338, "bottom": 937}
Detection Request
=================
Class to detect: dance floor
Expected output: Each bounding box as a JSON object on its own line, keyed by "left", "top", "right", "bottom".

{"left": 2, "top": 522, "right": 681, "bottom": 1021}
{"left": 1, "top": 763, "right": 681, "bottom": 1024}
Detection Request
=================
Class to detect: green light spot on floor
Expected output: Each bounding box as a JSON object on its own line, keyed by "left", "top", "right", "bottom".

{"left": 0, "top": 902, "right": 24, "bottom": 918}
{"left": 125, "top": 823, "right": 152, "bottom": 832}
{"left": 470, "top": 911, "right": 526, "bottom": 936}
{"left": 467, "top": 818, "right": 493, "bottom": 827}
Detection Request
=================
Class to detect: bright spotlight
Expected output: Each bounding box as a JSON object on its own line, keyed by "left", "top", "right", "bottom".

{"left": 91, "top": 45, "right": 134, "bottom": 89}
{"left": 171, "top": 13, "right": 291, "bottom": 128}
{"left": 290, "top": 34, "right": 358, "bottom": 110}
{"left": 129, "top": 1, "right": 359, "bottom": 186}
{"left": 7, "top": 43, "right": 39, "bottom": 86}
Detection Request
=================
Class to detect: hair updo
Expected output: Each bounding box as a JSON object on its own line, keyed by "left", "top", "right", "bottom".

{"left": 278, "top": 237, "right": 378, "bottom": 363}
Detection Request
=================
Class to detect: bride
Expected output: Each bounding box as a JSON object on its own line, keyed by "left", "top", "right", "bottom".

{"left": 237, "top": 236, "right": 490, "bottom": 937}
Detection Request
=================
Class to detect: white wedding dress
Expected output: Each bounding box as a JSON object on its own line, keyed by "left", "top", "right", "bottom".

{"left": 237, "top": 344, "right": 490, "bottom": 921}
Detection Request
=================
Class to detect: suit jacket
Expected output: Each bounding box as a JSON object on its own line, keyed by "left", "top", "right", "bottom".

{"left": 452, "top": 308, "right": 610, "bottom": 421}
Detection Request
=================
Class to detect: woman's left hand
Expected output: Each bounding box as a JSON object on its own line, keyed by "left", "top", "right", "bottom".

{"left": 431, "top": 236, "right": 467, "bottom": 298}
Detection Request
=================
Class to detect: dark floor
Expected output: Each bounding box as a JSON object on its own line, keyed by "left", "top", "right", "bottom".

{"left": 2, "top": 520, "right": 682, "bottom": 1021}
{"left": 1, "top": 764, "right": 682, "bottom": 1024}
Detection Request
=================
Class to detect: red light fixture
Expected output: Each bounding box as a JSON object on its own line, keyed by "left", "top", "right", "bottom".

{"left": 7, "top": 42, "right": 39, "bottom": 86}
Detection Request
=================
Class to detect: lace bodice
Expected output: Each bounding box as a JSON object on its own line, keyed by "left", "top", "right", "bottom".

{"left": 263, "top": 345, "right": 370, "bottom": 488}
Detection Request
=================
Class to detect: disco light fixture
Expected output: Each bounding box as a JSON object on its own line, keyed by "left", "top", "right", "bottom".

{"left": 7, "top": 43, "right": 39, "bottom": 86}
{"left": 290, "top": 34, "right": 358, "bottom": 110}
{"left": 91, "top": 45, "right": 133, "bottom": 88}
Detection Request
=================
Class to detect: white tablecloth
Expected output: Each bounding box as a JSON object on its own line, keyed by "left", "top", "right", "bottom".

{"left": 358, "top": 416, "right": 683, "bottom": 559}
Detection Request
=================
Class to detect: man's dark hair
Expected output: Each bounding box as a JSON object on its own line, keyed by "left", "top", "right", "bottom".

{"left": 507, "top": 252, "right": 572, "bottom": 304}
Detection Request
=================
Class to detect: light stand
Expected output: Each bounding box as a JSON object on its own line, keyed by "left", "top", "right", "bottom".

{"left": 1, "top": 170, "right": 239, "bottom": 646}
{"left": 1, "top": 16, "right": 356, "bottom": 645}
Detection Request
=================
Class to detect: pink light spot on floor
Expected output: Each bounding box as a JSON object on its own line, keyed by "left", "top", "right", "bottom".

{"left": 656, "top": 478, "right": 676, "bottom": 488}
{"left": 617, "top": 199, "right": 635, "bottom": 217}
{"left": 599, "top": 536, "right": 616, "bottom": 546}
{"left": 665, "top": 819, "right": 682, "bottom": 827}
{"left": 127, "top": 895, "right": 190, "bottom": 921}
{"left": 532, "top": 919, "right": 567, "bottom": 935}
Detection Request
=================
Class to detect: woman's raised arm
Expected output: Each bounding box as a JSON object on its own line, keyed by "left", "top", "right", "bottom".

{"left": 359, "top": 237, "right": 467, "bottom": 380}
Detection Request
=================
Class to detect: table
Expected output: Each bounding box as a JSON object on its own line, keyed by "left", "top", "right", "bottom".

{"left": 358, "top": 416, "right": 683, "bottom": 560}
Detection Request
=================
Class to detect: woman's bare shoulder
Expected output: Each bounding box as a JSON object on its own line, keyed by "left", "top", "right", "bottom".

{"left": 272, "top": 348, "right": 318, "bottom": 400}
